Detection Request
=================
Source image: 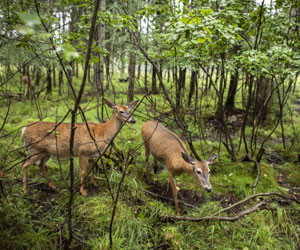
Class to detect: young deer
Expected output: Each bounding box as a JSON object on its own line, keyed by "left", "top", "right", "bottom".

{"left": 21, "top": 98, "right": 138, "bottom": 196}
{"left": 22, "top": 75, "right": 34, "bottom": 97}
{"left": 142, "top": 120, "right": 217, "bottom": 215}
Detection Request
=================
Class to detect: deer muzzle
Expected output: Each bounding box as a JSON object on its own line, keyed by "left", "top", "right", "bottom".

{"left": 203, "top": 173, "right": 212, "bottom": 192}
{"left": 128, "top": 117, "right": 136, "bottom": 124}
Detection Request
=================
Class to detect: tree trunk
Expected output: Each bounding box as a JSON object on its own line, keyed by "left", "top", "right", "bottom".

{"left": 152, "top": 65, "right": 159, "bottom": 94}
{"left": 59, "top": 70, "right": 64, "bottom": 93}
{"left": 128, "top": 52, "right": 136, "bottom": 102}
{"left": 188, "top": 70, "right": 197, "bottom": 106}
{"left": 35, "top": 68, "right": 41, "bottom": 87}
{"left": 46, "top": 67, "right": 52, "bottom": 95}
{"left": 52, "top": 64, "right": 56, "bottom": 88}
{"left": 224, "top": 69, "right": 239, "bottom": 113}
{"left": 93, "top": 0, "right": 105, "bottom": 93}
{"left": 176, "top": 67, "right": 186, "bottom": 110}
{"left": 144, "top": 61, "right": 148, "bottom": 92}
{"left": 105, "top": 55, "right": 110, "bottom": 89}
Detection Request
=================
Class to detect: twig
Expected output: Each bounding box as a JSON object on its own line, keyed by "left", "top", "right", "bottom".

{"left": 243, "top": 154, "right": 260, "bottom": 194}
{"left": 140, "top": 187, "right": 198, "bottom": 209}
{"left": 0, "top": 98, "right": 11, "bottom": 132}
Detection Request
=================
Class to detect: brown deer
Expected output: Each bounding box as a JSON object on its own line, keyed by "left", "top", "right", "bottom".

{"left": 142, "top": 120, "right": 217, "bottom": 215}
{"left": 22, "top": 75, "right": 34, "bottom": 97}
{"left": 21, "top": 98, "right": 139, "bottom": 196}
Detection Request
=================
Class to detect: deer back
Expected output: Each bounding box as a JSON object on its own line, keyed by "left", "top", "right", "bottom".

{"left": 22, "top": 121, "right": 112, "bottom": 158}
{"left": 142, "top": 121, "right": 189, "bottom": 169}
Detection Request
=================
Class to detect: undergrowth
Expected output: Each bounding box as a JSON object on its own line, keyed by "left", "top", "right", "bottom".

{"left": 0, "top": 75, "right": 299, "bottom": 249}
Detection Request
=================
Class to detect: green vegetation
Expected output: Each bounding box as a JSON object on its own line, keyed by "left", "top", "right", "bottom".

{"left": 1, "top": 0, "right": 300, "bottom": 249}
{"left": 0, "top": 73, "right": 299, "bottom": 249}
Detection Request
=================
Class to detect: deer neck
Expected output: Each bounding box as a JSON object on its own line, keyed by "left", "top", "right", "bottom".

{"left": 182, "top": 160, "right": 195, "bottom": 175}
{"left": 102, "top": 112, "right": 123, "bottom": 139}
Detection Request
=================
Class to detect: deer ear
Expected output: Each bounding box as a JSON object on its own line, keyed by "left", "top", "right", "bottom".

{"left": 181, "top": 152, "right": 194, "bottom": 164}
{"left": 103, "top": 98, "right": 116, "bottom": 109}
{"left": 127, "top": 99, "right": 139, "bottom": 109}
{"left": 206, "top": 154, "right": 218, "bottom": 164}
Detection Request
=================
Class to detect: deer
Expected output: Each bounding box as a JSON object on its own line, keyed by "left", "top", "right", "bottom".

{"left": 21, "top": 98, "right": 139, "bottom": 196}
{"left": 22, "top": 75, "right": 34, "bottom": 97}
{"left": 142, "top": 120, "right": 217, "bottom": 215}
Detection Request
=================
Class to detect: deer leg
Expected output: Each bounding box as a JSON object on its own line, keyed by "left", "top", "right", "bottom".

{"left": 144, "top": 143, "right": 151, "bottom": 183}
{"left": 168, "top": 173, "right": 179, "bottom": 215}
{"left": 39, "top": 155, "right": 56, "bottom": 191}
{"left": 164, "top": 180, "right": 170, "bottom": 196}
{"left": 88, "top": 159, "right": 98, "bottom": 187}
{"left": 22, "top": 154, "right": 44, "bottom": 193}
{"left": 79, "top": 157, "right": 88, "bottom": 196}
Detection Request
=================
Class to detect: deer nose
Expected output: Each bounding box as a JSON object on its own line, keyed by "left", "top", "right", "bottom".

{"left": 205, "top": 187, "right": 212, "bottom": 192}
{"left": 129, "top": 118, "right": 136, "bottom": 124}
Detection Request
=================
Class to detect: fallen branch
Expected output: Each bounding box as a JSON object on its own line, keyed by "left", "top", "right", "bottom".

{"left": 212, "top": 192, "right": 300, "bottom": 216}
{"left": 136, "top": 191, "right": 299, "bottom": 223}
{"left": 160, "top": 200, "right": 268, "bottom": 222}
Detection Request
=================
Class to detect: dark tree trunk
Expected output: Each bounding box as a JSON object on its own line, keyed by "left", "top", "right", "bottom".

{"left": 224, "top": 69, "right": 239, "bottom": 112}
{"left": 52, "top": 64, "right": 56, "bottom": 88}
{"left": 176, "top": 67, "right": 186, "bottom": 110}
{"left": 105, "top": 55, "right": 110, "bottom": 89}
{"left": 172, "top": 66, "right": 177, "bottom": 84}
{"left": 253, "top": 76, "right": 270, "bottom": 123}
{"left": 46, "top": 67, "right": 52, "bottom": 95}
{"left": 128, "top": 52, "right": 136, "bottom": 102}
{"left": 144, "top": 61, "right": 148, "bottom": 92}
{"left": 152, "top": 65, "right": 159, "bottom": 94}
{"left": 35, "top": 68, "right": 41, "bottom": 86}
{"left": 59, "top": 70, "right": 64, "bottom": 93}
{"left": 180, "top": 67, "right": 186, "bottom": 90}
{"left": 137, "top": 64, "right": 141, "bottom": 80}
{"left": 188, "top": 70, "right": 197, "bottom": 106}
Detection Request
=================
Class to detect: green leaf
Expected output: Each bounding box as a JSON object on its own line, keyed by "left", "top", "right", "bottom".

{"left": 18, "top": 12, "right": 41, "bottom": 27}
{"left": 203, "top": 27, "right": 212, "bottom": 35}
{"left": 37, "top": 32, "right": 53, "bottom": 40}
{"left": 201, "top": 9, "right": 213, "bottom": 16}
{"left": 15, "top": 25, "right": 35, "bottom": 35}
{"left": 61, "top": 44, "right": 80, "bottom": 62}
{"left": 198, "top": 37, "right": 205, "bottom": 43}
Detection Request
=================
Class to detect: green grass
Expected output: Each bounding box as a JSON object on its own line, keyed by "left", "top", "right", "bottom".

{"left": 0, "top": 72, "right": 299, "bottom": 249}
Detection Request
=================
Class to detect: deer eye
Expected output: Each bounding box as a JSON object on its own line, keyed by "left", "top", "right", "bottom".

{"left": 119, "top": 110, "right": 125, "bottom": 114}
{"left": 196, "top": 169, "right": 202, "bottom": 175}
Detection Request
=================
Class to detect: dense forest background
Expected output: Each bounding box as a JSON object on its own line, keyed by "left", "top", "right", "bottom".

{"left": 0, "top": 0, "right": 300, "bottom": 249}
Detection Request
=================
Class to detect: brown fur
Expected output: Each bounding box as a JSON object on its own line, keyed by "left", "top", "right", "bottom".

{"left": 22, "top": 75, "right": 34, "bottom": 97}
{"left": 142, "top": 120, "right": 216, "bottom": 215}
{"left": 22, "top": 99, "right": 138, "bottom": 196}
